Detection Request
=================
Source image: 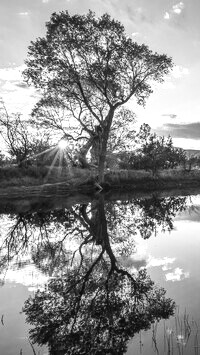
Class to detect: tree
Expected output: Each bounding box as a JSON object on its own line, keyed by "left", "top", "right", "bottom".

{"left": 23, "top": 267, "right": 175, "bottom": 355}
{"left": 23, "top": 10, "right": 173, "bottom": 183}
{"left": 126, "top": 124, "right": 186, "bottom": 174}
{"left": 0, "top": 100, "right": 51, "bottom": 167}
{"left": 21, "top": 195, "right": 176, "bottom": 354}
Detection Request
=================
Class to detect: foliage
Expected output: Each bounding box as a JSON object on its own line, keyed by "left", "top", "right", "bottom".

{"left": 120, "top": 124, "right": 186, "bottom": 174}
{"left": 23, "top": 269, "right": 175, "bottom": 355}
{"left": 23, "top": 10, "right": 173, "bottom": 182}
{"left": 0, "top": 100, "right": 51, "bottom": 167}
{"left": 182, "top": 154, "right": 200, "bottom": 172}
{"left": 105, "top": 194, "right": 187, "bottom": 240}
{"left": 0, "top": 152, "right": 10, "bottom": 166}
{"left": 107, "top": 107, "right": 137, "bottom": 153}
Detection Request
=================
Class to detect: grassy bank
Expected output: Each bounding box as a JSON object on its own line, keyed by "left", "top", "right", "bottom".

{"left": 1, "top": 164, "right": 200, "bottom": 194}
{"left": 0, "top": 164, "right": 90, "bottom": 188}
{"left": 104, "top": 168, "right": 200, "bottom": 191}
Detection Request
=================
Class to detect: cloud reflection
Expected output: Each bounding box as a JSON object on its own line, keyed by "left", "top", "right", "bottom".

{"left": 165, "top": 267, "right": 189, "bottom": 282}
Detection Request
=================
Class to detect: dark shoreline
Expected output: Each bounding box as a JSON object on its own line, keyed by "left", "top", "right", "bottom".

{"left": 1, "top": 173, "right": 200, "bottom": 197}
{"left": 1, "top": 174, "right": 200, "bottom": 214}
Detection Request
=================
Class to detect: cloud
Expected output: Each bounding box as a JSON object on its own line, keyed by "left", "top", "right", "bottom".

{"left": 131, "top": 32, "right": 139, "bottom": 37}
{"left": 42, "top": 0, "right": 49, "bottom": 3}
{"left": 165, "top": 267, "right": 189, "bottom": 282}
{"left": 162, "top": 114, "right": 177, "bottom": 119}
{"left": 164, "top": 12, "right": 170, "bottom": 20}
{"left": 172, "top": 2, "right": 185, "bottom": 15}
{"left": 0, "top": 65, "right": 39, "bottom": 115}
{"left": 1, "top": 264, "right": 48, "bottom": 291}
{"left": 164, "top": 2, "right": 185, "bottom": 20}
{"left": 0, "top": 66, "right": 24, "bottom": 81}
{"left": 171, "top": 65, "right": 189, "bottom": 79}
{"left": 18, "top": 12, "right": 29, "bottom": 16}
{"left": 153, "top": 65, "right": 188, "bottom": 92}
{"left": 147, "top": 256, "right": 175, "bottom": 269}
{"left": 155, "top": 122, "right": 200, "bottom": 140}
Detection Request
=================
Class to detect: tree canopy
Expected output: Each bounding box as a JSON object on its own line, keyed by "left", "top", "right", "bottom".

{"left": 124, "top": 124, "right": 186, "bottom": 174}
{"left": 23, "top": 10, "right": 173, "bottom": 182}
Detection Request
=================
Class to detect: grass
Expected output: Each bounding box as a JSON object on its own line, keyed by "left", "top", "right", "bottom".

{"left": 1, "top": 164, "right": 200, "bottom": 191}
{"left": 0, "top": 164, "right": 94, "bottom": 188}
{"left": 148, "top": 310, "right": 200, "bottom": 355}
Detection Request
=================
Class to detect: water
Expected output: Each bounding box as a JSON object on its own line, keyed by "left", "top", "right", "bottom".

{"left": 0, "top": 189, "right": 200, "bottom": 354}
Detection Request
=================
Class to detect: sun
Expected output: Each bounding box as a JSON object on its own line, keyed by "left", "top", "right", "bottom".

{"left": 58, "top": 139, "right": 68, "bottom": 150}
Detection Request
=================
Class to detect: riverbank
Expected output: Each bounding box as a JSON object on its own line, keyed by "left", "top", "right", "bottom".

{"left": 1, "top": 165, "right": 200, "bottom": 196}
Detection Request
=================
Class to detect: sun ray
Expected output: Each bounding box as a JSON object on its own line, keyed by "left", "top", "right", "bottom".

{"left": 45, "top": 149, "right": 61, "bottom": 180}
{"left": 63, "top": 150, "right": 73, "bottom": 177}
{"left": 57, "top": 150, "right": 64, "bottom": 179}
{"left": 29, "top": 146, "right": 57, "bottom": 162}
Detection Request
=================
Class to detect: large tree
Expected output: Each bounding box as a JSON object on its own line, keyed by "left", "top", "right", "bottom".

{"left": 23, "top": 10, "right": 173, "bottom": 183}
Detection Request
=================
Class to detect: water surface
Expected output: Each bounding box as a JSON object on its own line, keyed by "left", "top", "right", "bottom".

{"left": 0, "top": 190, "right": 200, "bottom": 354}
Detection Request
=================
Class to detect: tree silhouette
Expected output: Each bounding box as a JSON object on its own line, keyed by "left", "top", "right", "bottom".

{"left": 24, "top": 265, "right": 175, "bottom": 355}
{"left": 23, "top": 10, "right": 173, "bottom": 182}
{"left": 0, "top": 193, "right": 188, "bottom": 353}
{"left": 0, "top": 194, "right": 186, "bottom": 275}
{"left": 21, "top": 194, "right": 187, "bottom": 354}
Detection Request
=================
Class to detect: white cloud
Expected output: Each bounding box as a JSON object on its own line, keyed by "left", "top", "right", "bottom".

{"left": 172, "top": 2, "right": 185, "bottom": 15}
{"left": 164, "top": 12, "right": 170, "bottom": 20}
{"left": 42, "top": 0, "right": 49, "bottom": 3}
{"left": 147, "top": 256, "right": 175, "bottom": 268}
{"left": 132, "top": 32, "right": 139, "bottom": 37}
{"left": 171, "top": 65, "right": 189, "bottom": 79}
{"left": 152, "top": 66, "right": 188, "bottom": 92}
{"left": 18, "top": 12, "right": 29, "bottom": 16}
{"left": 1, "top": 264, "right": 48, "bottom": 291}
{"left": 0, "top": 65, "right": 25, "bottom": 81}
{"left": 0, "top": 65, "right": 39, "bottom": 115}
{"left": 165, "top": 267, "right": 189, "bottom": 282}
{"left": 164, "top": 2, "right": 185, "bottom": 20}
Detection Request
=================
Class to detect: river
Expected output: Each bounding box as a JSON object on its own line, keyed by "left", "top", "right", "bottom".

{"left": 0, "top": 189, "right": 200, "bottom": 355}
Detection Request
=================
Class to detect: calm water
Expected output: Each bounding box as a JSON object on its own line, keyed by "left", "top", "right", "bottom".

{"left": 0, "top": 190, "right": 200, "bottom": 354}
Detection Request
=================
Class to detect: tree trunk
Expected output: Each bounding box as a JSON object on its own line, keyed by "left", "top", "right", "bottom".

{"left": 98, "top": 109, "right": 114, "bottom": 184}
{"left": 76, "top": 136, "right": 95, "bottom": 168}
{"left": 76, "top": 133, "right": 101, "bottom": 168}
{"left": 76, "top": 108, "right": 114, "bottom": 184}
{"left": 98, "top": 144, "right": 107, "bottom": 184}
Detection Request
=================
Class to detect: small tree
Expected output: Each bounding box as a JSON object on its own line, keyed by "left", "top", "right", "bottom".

{"left": 0, "top": 100, "right": 51, "bottom": 167}
{"left": 23, "top": 10, "right": 173, "bottom": 183}
{"left": 182, "top": 154, "right": 200, "bottom": 172}
{"left": 127, "top": 124, "right": 186, "bottom": 174}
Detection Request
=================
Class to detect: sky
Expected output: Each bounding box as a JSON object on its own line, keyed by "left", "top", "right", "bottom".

{"left": 0, "top": 0, "right": 200, "bottom": 149}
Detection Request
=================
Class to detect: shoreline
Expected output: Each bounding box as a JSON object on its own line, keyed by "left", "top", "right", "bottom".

{"left": 1, "top": 170, "right": 200, "bottom": 197}
{"left": 1, "top": 166, "right": 200, "bottom": 200}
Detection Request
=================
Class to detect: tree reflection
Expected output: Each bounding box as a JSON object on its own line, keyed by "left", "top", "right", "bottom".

{"left": 20, "top": 194, "right": 187, "bottom": 354}
{"left": 0, "top": 194, "right": 187, "bottom": 353}
{"left": 106, "top": 194, "right": 187, "bottom": 240}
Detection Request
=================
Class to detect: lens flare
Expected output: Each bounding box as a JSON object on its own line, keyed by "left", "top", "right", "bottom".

{"left": 58, "top": 140, "right": 68, "bottom": 150}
